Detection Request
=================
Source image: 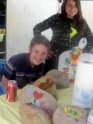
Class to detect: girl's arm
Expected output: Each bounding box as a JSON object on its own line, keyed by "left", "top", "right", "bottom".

{"left": 1, "top": 75, "right": 9, "bottom": 87}
{"left": 33, "top": 14, "right": 59, "bottom": 36}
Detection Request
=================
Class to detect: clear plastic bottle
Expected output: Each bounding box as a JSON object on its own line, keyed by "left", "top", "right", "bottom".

{"left": 72, "top": 53, "right": 93, "bottom": 113}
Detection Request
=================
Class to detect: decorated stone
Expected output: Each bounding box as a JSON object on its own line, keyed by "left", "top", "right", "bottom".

{"left": 33, "top": 76, "right": 57, "bottom": 99}
{"left": 19, "top": 84, "right": 57, "bottom": 117}
{"left": 46, "top": 69, "right": 70, "bottom": 89}
{"left": 19, "top": 103, "right": 52, "bottom": 124}
{"left": 53, "top": 105, "right": 87, "bottom": 124}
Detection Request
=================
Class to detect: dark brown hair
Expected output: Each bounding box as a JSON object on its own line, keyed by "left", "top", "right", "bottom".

{"left": 61, "top": 0, "right": 86, "bottom": 36}
{"left": 29, "top": 35, "right": 51, "bottom": 52}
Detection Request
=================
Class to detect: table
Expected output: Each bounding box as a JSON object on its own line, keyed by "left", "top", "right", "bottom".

{"left": 0, "top": 85, "right": 73, "bottom": 124}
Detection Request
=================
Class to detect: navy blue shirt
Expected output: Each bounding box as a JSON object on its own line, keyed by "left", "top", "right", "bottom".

{"left": 2, "top": 53, "right": 44, "bottom": 88}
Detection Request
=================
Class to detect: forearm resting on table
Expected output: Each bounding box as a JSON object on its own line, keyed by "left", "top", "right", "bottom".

{"left": 1, "top": 75, "right": 9, "bottom": 87}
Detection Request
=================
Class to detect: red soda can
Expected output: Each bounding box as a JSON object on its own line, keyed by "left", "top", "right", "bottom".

{"left": 6, "top": 80, "right": 17, "bottom": 102}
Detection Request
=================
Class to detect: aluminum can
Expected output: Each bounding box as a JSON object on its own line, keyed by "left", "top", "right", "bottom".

{"left": 6, "top": 80, "right": 17, "bottom": 102}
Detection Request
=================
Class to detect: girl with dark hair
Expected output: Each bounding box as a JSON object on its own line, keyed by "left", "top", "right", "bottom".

{"left": 33, "top": 0, "right": 93, "bottom": 74}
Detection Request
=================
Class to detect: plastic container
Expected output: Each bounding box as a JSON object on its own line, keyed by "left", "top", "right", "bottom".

{"left": 72, "top": 53, "right": 93, "bottom": 113}
{"left": 87, "top": 110, "right": 93, "bottom": 124}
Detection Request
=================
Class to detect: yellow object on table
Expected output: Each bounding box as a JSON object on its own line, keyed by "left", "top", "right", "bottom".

{"left": 0, "top": 29, "right": 5, "bottom": 42}
{"left": 0, "top": 85, "right": 73, "bottom": 124}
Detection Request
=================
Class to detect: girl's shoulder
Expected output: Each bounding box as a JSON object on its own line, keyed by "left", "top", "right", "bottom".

{"left": 49, "top": 13, "right": 62, "bottom": 20}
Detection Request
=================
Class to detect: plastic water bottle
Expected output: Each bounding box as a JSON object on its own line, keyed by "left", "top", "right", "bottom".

{"left": 72, "top": 53, "right": 93, "bottom": 113}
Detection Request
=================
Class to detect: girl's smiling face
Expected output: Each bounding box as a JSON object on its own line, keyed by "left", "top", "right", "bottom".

{"left": 65, "top": 0, "right": 78, "bottom": 18}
